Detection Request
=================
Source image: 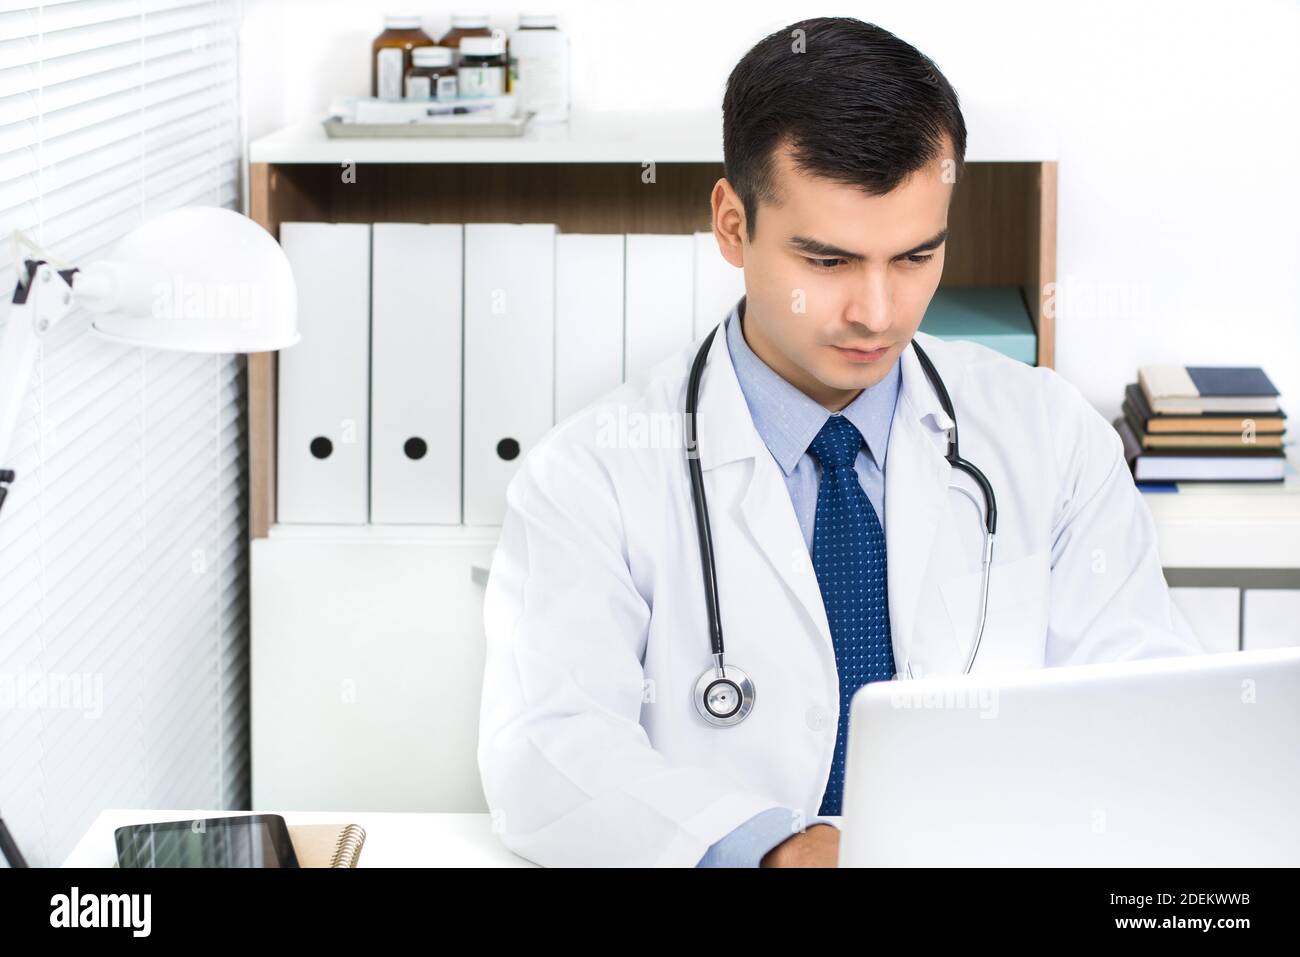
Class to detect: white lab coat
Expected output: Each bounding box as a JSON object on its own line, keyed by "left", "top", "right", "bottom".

{"left": 478, "top": 326, "right": 1202, "bottom": 867}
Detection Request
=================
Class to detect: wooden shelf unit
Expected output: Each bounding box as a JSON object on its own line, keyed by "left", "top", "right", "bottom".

{"left": 247, "top": 117, "right": 1056, "bottom": 540}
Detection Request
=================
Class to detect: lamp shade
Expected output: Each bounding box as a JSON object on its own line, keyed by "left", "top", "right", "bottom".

{"left": 75, "top": 206, "right": 300, "bottom": 353}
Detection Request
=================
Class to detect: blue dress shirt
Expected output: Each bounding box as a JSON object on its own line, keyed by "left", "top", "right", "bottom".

{"left": 696, "top": 296, "right": 901, "bottom": 867}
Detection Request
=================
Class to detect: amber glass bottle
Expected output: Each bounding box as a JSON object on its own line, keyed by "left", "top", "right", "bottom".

{"left": 436, "top": 12, "right": 492, "bottom": 67}
{"left": 371, "top": 14, "right": 433, "bottom": 100}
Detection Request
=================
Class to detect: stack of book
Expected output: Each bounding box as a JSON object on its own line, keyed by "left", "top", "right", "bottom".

{"left": 1113, "top": 365, "right": 1288, "bottom": 482}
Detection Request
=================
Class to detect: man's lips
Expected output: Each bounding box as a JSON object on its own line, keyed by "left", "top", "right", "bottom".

{"left": 832, "top": 343, "right": 891, "bottom": 361}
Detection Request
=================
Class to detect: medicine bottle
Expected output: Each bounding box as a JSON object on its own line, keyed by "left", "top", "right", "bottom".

{"left": 437, "top": 12, "right": 492, "bottom": 67}
{"left": 508, "top": 14, "right": 569, "bottom": 123}
{"left": 372, "top": 14, "right": 433, "bottom": 100}
{"left": 406, "top": 46, "right": 459, "bottom": 100}
{"left": 458, "top": 34, "right": 508, "bottom": 97}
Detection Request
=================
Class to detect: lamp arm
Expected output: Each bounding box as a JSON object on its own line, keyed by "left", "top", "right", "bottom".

{"left": 0, "top": 814, "right": 27, "bottom": 868}
{"left": 0, "top": 260, "right": 80, "bottom": 516}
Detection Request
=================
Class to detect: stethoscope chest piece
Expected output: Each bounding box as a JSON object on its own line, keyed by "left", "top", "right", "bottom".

{"left": 694, "top": 664, "right": 755, "bottom": 727}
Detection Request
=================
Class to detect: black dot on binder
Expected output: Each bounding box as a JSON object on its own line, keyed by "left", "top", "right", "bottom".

{"left": 404, "top": 437, "right": 428, "bottom": 460}
{"left": 310, "top": 437, "right": 333, "bottom": 459}
{"left": 497, "top": 438, "right": 520, "bottom": 461}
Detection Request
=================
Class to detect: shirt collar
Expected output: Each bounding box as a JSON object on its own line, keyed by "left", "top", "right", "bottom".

{"left": 724, "top": 295, "right": 901, "bottom": 477}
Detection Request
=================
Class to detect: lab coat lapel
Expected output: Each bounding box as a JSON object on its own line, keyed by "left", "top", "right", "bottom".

{"left": 884, "top": 340, "right": 957, "bottom": 674}
{"left": 694, "top": 324, "right": 834, "bottom": 657}
{"left": 739, "top": 448, "right": 833, "bottom": 654}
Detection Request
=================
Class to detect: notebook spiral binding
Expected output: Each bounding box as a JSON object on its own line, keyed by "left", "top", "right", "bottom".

{"left": 330, "top": 824, "right": 367, "bottom": 868}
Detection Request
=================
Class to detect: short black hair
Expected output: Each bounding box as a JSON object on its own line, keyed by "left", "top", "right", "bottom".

{"left": 722, "top": 17, "right": 967, "bottom": 241}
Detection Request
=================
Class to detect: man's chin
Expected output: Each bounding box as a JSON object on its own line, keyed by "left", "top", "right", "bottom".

{"left": 818, "top": 354, "right": 898, "bottom": 391}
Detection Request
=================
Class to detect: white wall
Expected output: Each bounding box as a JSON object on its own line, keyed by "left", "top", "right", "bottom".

{"left": 240, "top": 0, "right": 1300, "bottom": 421}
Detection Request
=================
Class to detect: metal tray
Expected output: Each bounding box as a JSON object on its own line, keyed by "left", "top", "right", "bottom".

{"left": 322, "top": 113, "right": 532, "bottom": 138}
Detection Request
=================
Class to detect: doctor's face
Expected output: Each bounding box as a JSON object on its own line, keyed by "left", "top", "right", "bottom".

{"left": 713, "top": 139, "right": 954, "bottom": 411}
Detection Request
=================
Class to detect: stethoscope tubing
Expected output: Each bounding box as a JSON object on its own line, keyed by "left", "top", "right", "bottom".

{"left": 688, "top": 325, "right": 999, "bottom": 723}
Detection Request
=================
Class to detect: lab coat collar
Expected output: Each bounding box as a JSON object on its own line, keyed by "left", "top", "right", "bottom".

{"left": 885, "top": 331, "right": 962, "bottom": 671}
{"left": 692, "top": 315, "right": 767, "bottom": 472}
{"left": 898, "top": 330, "right": 957, "bottom": 434}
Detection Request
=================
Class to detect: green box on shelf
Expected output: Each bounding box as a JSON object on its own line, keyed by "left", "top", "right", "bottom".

{"left": 921, "top": 286, "right": 1038, "bottom": 365}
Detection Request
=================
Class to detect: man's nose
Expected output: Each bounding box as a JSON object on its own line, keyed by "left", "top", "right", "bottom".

{"left": 844, "top": 269, "right": 892, "bottom": 333}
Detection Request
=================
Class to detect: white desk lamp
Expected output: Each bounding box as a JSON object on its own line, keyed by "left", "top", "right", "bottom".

{"left": 0, "top": 205, "right": 300, "bottom": 515}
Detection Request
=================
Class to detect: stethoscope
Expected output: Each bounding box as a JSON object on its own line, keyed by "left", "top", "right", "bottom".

{"left": 686, "top": 323, "right": 999, "bottom": 727}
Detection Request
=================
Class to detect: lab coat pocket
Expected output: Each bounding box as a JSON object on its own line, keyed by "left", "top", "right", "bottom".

{"left": 937, "top": 549, "right": 1051, "bottom": 672}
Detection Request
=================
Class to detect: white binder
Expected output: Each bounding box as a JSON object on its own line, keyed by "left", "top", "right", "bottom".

{"left": 624, "top": 233, "right": 694, "bottom": 383}
{"left": 692, "top": 231, "right": 745, "bottom": 338}
{"left": 555, "top": 233, "right": 624, "bottom": 422}
{"left": 277, "top": 222, "right": 371, "bottom": 525}
{"left": 463, "top": 223, "right": 556, "bottom": 526}
{"left": 371, "top": 223, "right": 463, "bottom": 524}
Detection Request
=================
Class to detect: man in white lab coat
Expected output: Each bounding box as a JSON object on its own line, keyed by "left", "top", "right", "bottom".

{"left": 477, "top": 16, "right": 1202, "bottom": 867}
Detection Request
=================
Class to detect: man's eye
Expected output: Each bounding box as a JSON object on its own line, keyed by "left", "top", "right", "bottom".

{"left": 904, "top": 254, "right": 934, "bottom": 265}
{"left": 808, "top": 257, "right": 845, "bottom": 270}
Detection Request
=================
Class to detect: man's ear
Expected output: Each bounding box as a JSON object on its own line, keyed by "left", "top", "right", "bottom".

{"left": 711, "top": 178, "right": 746, "bottom": 269}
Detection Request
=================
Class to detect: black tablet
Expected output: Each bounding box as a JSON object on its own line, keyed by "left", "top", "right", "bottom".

{"left": 114, "top": 814, "right": 300, "bottom": 868}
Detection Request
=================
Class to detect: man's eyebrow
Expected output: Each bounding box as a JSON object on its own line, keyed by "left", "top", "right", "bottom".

{"left": 786, "top": 228, "right": 949, "bottom": 261}
{"left": 898, "top": 228, "right": 949, "bottom": 257}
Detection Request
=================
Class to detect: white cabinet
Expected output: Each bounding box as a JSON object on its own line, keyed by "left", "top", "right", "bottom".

{"left": 251, "top": 530, "right": 496, "bottom": 812}
{"left": 248, "top": 530, "right": 1300, "bottom": 816}
{"left": 1243, "top": 589, "right": 1300, "bottom": 650}
{"left": 1167, "top": 587, "right": 1240, "bottom": 654}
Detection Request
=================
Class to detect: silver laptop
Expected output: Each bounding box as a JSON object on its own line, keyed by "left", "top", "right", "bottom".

{"left": 838, "top": 647, "right": 1300, "bottom": 866}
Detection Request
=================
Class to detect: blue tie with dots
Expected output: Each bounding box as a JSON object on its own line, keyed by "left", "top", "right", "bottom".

{"left": 808, "top": 413, "right": 895, "bottom": 816}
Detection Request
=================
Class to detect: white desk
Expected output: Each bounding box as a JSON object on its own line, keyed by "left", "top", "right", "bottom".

{"left": 1141, "top": 453, "right": 1300, "bottom": 573}
{"left": 1140, "top": 451, "right": 1300, "bottom": 651}
{"left": 62, "top": 809, "right": 535, "bottom": 868}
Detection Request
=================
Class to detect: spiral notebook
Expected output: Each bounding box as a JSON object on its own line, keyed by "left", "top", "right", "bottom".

{"left": 287, "top": 823, "right": 367, "bottom": 868}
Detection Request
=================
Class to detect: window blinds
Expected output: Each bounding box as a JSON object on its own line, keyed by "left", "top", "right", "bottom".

{"left": 0, "top": 0, "right": 247, "bottom": 866}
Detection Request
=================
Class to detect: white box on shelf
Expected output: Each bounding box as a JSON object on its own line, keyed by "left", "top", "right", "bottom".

{"left": 624, "top": 233, "right": 693, "bottom": 383}
{"left": 554, "top": 233, "right": 624, "bottom": 423}
{"left": 277, "top": 222, "right": 371, "bottom": 524}
{"left": 463, "top": 223, "right": 556, "bottom": 526}
{"left": 371, "top": 223, "right": 463, "bottom": 524}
